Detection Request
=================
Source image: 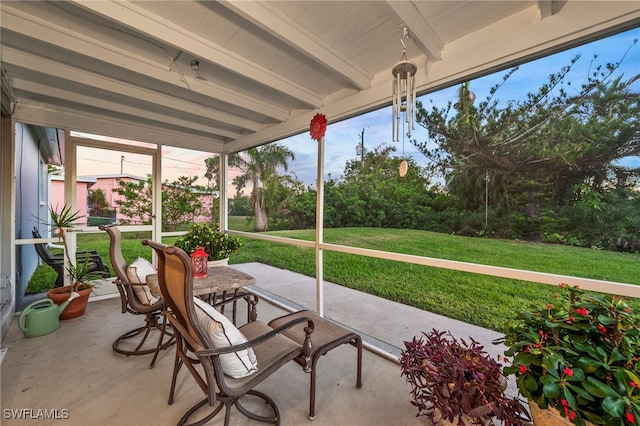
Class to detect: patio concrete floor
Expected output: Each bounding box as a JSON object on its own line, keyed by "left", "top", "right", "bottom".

{"left": 1, "top": 262, "right": 520, "bottom": 426}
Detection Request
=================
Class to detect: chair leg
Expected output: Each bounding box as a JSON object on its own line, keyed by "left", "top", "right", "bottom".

{"left": 113, "top": 313, "right": 171, "bottom": 357}
{"left": 307, "top": 335, "right": 363, "bottom": 421}
{"left": 149, "top": 316, "right": 175, "bottom": 368}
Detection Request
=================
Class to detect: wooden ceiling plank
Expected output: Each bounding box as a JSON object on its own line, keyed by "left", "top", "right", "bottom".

{"left": 0, "top": 5, "right": 288, "bottom": 122}
{"left": 12, "top": 79, "right": 243, "bottom": 140}
{"left": 2, "top": 47, "right": 262, "bottom": 133}
{"left": 13, "top": 102, "right": 224, "bottom": 152}
{"left": 386, "top": 0, "right": 443, "bottom": 62}
{"left": 69, "top": 0, "right": 324, "bottom": 108}
{"left": 219, "top": 1, "right": 371, "bottom": 90}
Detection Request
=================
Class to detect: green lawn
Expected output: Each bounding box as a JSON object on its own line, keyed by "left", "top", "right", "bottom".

{"left": 27, "top": 227, "right": 639, "bottom": 332}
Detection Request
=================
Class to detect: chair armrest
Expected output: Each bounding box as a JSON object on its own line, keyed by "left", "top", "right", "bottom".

{"left": 198, "top": 316, "right": 315, "bottom": 371}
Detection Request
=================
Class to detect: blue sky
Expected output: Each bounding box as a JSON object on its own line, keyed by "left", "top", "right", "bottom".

{"left": 77, "top": 27, "right": 639, "bottom": 187}
{"left": 277, "top": 27, "right": 640, "bottom": 186}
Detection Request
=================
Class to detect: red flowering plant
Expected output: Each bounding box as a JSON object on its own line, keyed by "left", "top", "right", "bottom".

{"left": 494, "top": 284, "right": 640, "bottom": 426}
{"left": 309, "top": 113, "right": 327, "bottom": 142}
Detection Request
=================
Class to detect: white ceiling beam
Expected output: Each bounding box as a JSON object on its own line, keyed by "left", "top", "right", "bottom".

{"left": 12, "top": 79, "right": 241, "bottom": 140}
{"left": 2, "top": 47, "right": 260, "bottom": 134}
{"left": 69, "top": 0, "right": 324, "bottom": 108}
{"left": 538, "top": 1, "right": 554, "bottom": 20}
{"left": 219, "top": 1, "right": 371, "bottom": 90}
{"left": 386, "top": 0, "right": 443, "bottom": 62}
{"left": 0, "top": 6, "right": 288, "bottom": 123}
{"left": 13, "top": 102, "right": 223, "bottom": 152}
{"left": 231, "top": 2, "right": 640, "bottom": 152}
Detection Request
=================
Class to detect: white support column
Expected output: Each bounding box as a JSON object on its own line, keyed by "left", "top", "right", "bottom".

{"left": 315, "top": 136, "right": 325, "bottom": 316}
{"left": 1, "top": 115, "right": 16, "bottom": 338}
{"left": 64, "top": 129, "right": 76, "bottom": 286}
{"left": 152, "top": 146, "right": 162, "bottom": 244}
{"left": 219, "top": 153, "right": 228, "bottom": 231}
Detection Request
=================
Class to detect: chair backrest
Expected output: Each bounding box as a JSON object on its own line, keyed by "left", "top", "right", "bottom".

{"left": 32, "top": 227, "right": 60, "bottom": 266}
{"left": 143, "top": 240, "right": 206, "bottom": 349}
{"left": 99, "top": 225, "right": 128, "bottom": 282}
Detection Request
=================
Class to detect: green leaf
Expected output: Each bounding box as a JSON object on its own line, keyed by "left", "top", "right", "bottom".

{"left": 569, "top": 384, "right": 594, "bottom": 401}
{"left": 609, "top": 347, "right": 626, "bottom": 363}
{"left": 542, "top": 354, "right": 561, "bottom": 374}
{"left": 602, "top": 395, "right": 625, "bottom": 418}
{"left": 597, "top": 314, "right": 615, "bottom": 325}
{"left": 567, "top": 368, "right": 585, "bottom": 382}
{"left": 524, "top": 374, "right": 539, "bottom": 392}
{"left": 543, "top": 382, "right": 561, "bottom": 399}
{"left": 575, "top": 357, "right": 602, "bottom": 373}
{"left": 563, "top": 386, "right": 577, "bottom": 408}
{"left": 583, "top": 377, "right": 618, "bottom": 398}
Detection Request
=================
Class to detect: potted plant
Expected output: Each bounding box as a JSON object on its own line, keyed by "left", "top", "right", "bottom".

{"left": 400, "top": 329, "right": 529, "bottom": 426}
{"left": 495, "top": 284, "right": 640, "bottom": 426}
{"left": 45, "top": 204, "right": 103, "bottom": 320}
{"left": 174, "top": 222, "right": 242, "bottom": 265}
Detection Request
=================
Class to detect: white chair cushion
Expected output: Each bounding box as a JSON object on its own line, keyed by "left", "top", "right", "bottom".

{"left": 193, "top": 297, "right": 258, "bottom": 378}
{"left": 126, "top": 257, "right": 160, "bottom": 305}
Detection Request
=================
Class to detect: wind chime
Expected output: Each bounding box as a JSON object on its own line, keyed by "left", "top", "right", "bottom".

{"left": 392, "top": 27, "right": 417, "bottom": 143}
{"left": 392, "top": 27, "right": 417, "bottom": 177}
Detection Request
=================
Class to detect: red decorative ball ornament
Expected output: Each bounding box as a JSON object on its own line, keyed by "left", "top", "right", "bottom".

{"left": 309, "top": 113, "right": 327, "bottom": 142}
{"left": 191, "top": 246, "right": 208, "bottom": 278}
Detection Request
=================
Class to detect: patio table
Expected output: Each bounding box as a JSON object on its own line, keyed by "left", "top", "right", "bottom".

{"left": 146, "top": 265, "right": 256, "bottom": 324}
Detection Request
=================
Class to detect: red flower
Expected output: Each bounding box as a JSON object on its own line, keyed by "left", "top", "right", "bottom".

{"left": 518, "top": 365, "right": 527, "bottom": 374}
{"left": 631, "top": 381, "right": 638, "bottom": 388}
{"left": 626, "top": 412, "right": 635, "bottom": 423}
{"left": 561, "top": 399, "right": 569, "bottom": 406}
{"left": 575, "top": 307, "right": 589, "bottom": 316}
{"left": 309, "top": 113, "right": 327, "bottom": 141}
{"left": 597, "top": 324, "right": 607, "bottom": 333}
{"left": 569, "top": 412, "right": 577, "bottom": 421}
{"left": 563, "top": 367, "right": 573, "bottom": 377}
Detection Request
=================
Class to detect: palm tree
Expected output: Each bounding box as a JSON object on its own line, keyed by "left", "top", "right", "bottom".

{"left": 233, "top": 144, "right": 295, "bottom": 231}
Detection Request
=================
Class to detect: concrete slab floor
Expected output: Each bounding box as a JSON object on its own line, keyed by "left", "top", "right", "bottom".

{"left": 2, "top": 297, "right": 425, "bottom": 425}
{"left": 2, "top": 262, "right": 522, "bottom": 426}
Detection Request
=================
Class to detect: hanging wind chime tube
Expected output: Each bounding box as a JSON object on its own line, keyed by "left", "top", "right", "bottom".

{"left": 392, "top": 28, "right": 417, "bottom": 142}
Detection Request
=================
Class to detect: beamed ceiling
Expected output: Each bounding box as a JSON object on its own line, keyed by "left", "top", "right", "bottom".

{"left": 1, "top": 1, "right": 639, "bottom": 154}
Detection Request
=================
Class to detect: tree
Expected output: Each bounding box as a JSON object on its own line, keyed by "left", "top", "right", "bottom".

{"left": 413, "top": 50, "right": 639, "bottom": 211}
{"left": 322, "top": 144, "right": 435, "bottom": 229}
{"left": 87, "top": 188, "right": 110, "bottom": 218}
{"left": 204, "top": 156, "right": 220, "bottom": 220}
{"left": 162, "top": 176, "right": 205, "bottom": 231}
{"left": 412, "top": 46, "right": 640, "bottom": 244}
{"left": 112, "top": 175, "right": 206, "bottom": 230}
{"left": 113, "top": 178, "right": 152, "bottom": 225}
{"left": 232, "top": 144, "right": 295, "bottom": 232}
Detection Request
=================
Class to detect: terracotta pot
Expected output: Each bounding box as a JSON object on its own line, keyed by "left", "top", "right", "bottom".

{"left": 528, "top": 401, "right": 594, "bottom": 426}
{"left": 47, "top": 286, "right": 92, "bottom": 320}
{"left": 207, "top": 258, "right": 229, "bottom": 267}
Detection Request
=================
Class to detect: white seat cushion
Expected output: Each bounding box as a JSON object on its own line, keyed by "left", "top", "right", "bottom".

{"left": 126, "top": 257, "right": 160, "bottom": 305}
{"left": 193, "top": 297, "right": 258, "bottom": 378}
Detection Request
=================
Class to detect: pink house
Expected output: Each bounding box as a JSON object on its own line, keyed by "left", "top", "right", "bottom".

{"left": 51, "top": 174, "right": 214, "bottom": 226}
{"left": 50, "top": 175, "right": 92, "bottom": 226}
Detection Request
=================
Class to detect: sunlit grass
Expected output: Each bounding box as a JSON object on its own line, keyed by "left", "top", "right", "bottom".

{"left": 26, "top": 226, "right": 639, "bottom": 332}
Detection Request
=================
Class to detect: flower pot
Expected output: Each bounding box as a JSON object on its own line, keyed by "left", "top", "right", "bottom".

{"left": 528, "top": 401, "right": 594, "bottom": 426}
{"left": 207, "top": 258, "right": 229, "bottom": 267}
{"left": 47, "top": 286, "right": 92, "bottom": 320}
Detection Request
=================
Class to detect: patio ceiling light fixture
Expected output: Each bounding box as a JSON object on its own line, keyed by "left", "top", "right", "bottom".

{"left": 391, "top": 27, "right": 417, "bottom": 143}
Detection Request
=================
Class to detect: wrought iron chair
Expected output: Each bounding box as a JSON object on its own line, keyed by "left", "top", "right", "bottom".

{"left": 99, "top": 225, "right": 173, "bottom": 368}
{"left": 32, "top": 226, "right": 110, "bottom": 287}
{"left": 143, "top": 240, "right": 315, "bottom": 426}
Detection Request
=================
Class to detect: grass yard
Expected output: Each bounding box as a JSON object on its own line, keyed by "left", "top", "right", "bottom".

{"left": 26, "top": 226, "right": 639, "bottom": 332}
